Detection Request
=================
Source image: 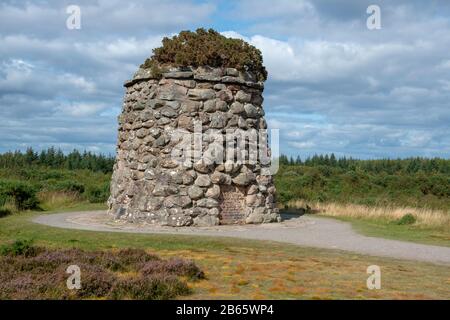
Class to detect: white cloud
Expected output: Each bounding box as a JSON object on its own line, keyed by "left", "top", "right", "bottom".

{"left": 289, "top": 141, "right": 316, "bottom": 149}
{"left": 74, "top": 36, "right": 163, "bottom": 62}
{"left": 56, "top": 102, "right": 109, "bottom": 117}
{"left": 0, "top": 58, "right": 97, "bottom": 96}
{"left": 0, "top": 0, "right": 449, "bottom": 158}
{"left": 0, "top": 0, "right": 215, "bottom": 37}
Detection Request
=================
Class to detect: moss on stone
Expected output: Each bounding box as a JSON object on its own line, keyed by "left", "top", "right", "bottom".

{"left": 141, "top": 28, "right": 267, "bottom": 82}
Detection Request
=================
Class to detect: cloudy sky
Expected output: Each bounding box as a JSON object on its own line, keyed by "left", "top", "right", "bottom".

{"left": 1, "top": 0, "right": 449, "bottom": 159}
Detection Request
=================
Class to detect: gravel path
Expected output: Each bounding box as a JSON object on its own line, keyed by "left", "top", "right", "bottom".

{"left": 33, "top": 211, "right": 450, "bottom": 265}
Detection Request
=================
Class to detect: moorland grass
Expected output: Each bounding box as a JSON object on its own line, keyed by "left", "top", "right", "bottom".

{"left": 0, "top": 206, "right": 449, "bottom": 299}
{"left": 286, "top": 199, "right": 450, "bottom": 247}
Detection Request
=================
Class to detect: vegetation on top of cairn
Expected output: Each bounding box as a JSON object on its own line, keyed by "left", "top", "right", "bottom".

{"left": 140, "top": 28, "right": 268, "bottom": 82}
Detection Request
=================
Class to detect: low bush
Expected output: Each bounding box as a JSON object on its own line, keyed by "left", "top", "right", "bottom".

{"left": 0, "top": 244, "right": 203, "bottom": 300}
{"left": 52, "top": 180, "right": 85, "bottom": 194}
{"left": 70, "top": 264, "right": 116, "bottom": 298}
{"left": 115, "top": 248, "right": 160, "bottom": 267}
{"left": 141, "top": 258, "right": 205, "bottom": 280}
{"left": 0, "top": 180, "right": 39, "bottom": 210}
{"left": 0, "top": 239, "right": 37, "bottom": 257}
{"left": 0, "top": 207, "right": 11, "bottom": 218}
{"left": 109, "top": 275, "right": 190, "bottom": 300}
{"left": 395, "top": 213, "right": 417, "bottom": 225}
{"left": 86, "top": 182, "right": 109, "bottom": 203}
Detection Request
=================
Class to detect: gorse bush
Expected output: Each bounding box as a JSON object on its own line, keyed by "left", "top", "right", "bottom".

{"left": 395, "top": 213, "right": 417, "bottom": 225}
{"left": 52, "top": 180, "right": 85, "bottom": 194}
{"left": 141, "top": 28, "right": 268, "bottom": 81}
{"left": 0, "top": 180, "right": 39, "bottom": 211}
{"left": 86, "top": 182, "right": 110, "bottom": 203}
{"left": 0, "top": 208, "right": 11, "bottom": 218}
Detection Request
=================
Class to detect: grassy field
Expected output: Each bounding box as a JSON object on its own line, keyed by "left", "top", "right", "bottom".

{"left": 348, "top": 218, "right": 450, "bottom": 248}
{"left": 0, "top": 205, "right": 449, "bottom": 300}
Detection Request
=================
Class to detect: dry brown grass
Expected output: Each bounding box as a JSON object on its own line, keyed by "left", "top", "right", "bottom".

{"left": 37, "top": 191, "right": 81, "bottom": 210}
{"left": 287, "top": 199, "right": 450, "bottom": 228}
{"left": 158, "top": 246, "right": 450, "bottom": 300}
{"left": 0, "top": 200, "right": 17, "bottom": 214}
{"left": 1, "top": 195, "right": 106, "bottom": 218}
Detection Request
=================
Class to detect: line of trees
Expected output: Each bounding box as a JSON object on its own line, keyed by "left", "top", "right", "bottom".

{"left": 278, "top": 154, "right": 450, "bottom": 175}
{"left": 0, "top": 147, "right": 115, "bottom": 173}
{"left": 276, "top": 154, "right": 450, "bottom": 209}
{"left": 1, "top": 149, "right": 449, "bottom": 175}
{"left": 0, "top": 148, "right": 448, "bottom": 213}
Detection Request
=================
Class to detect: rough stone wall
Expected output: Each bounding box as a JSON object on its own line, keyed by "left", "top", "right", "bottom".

{"left": 108, "top": 66, "right": 280, "bottom": 226}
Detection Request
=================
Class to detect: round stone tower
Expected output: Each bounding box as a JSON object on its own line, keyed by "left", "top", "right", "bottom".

{"left": 108, "top": 31, "right": 280, "bottom": 226}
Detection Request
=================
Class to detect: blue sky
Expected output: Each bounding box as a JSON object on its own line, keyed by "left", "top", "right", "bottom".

{"left": 1, "top": 0, "right": 449, "bottom": 159}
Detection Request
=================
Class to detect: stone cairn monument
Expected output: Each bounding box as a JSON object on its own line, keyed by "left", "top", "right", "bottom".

{"left": 108, "top": 29, "right": 280, "bottom": 226}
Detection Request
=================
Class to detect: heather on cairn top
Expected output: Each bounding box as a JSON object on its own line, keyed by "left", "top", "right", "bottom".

{"left": 141, "top": 28, "right": 268, "bottom": 82}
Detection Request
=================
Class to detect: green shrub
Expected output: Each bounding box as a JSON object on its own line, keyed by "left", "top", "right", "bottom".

{"left": 395, "top": 213, "right": 417, "bottom": 225}
{"left": 42, "top": 171, "right": 65, "bottom": 180}
{"left": 0, "top": 180, "right": 39, "bottom": 210}
{"left": 141, "top": 28, "right": 268, "bottom": 81}
{"left": 277, "top": 190, "right": 294, "bottom": 205}
{"left": 53, "top": 180, "right": 85, "bottom": 194}
{"left": 0, "top": 193, "right": 7, "bottom": 207}
{"left": 0, "top": 240, "right": 36, "bottom": 257}
{"left": 86, "top": 182, "right": 110, "bottom": 203}
{"left": 0, "top": 207, "right": 11, "bottom": 218}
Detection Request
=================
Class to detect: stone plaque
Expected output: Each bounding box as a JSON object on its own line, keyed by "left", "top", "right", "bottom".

{"left": 219, "top": 185, "right": 245, "bottom": 224}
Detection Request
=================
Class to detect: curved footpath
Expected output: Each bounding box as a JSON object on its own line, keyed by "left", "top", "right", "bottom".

{"left": 33, "top": 211, "right": 450, "bottom": 265}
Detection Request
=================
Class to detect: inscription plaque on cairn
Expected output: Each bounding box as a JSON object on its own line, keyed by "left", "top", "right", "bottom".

{"left": 219, "top": 186, "right": 245, "bottom": 224}
{"left": 108, "top": 29, "right": 280, "bottom": 227}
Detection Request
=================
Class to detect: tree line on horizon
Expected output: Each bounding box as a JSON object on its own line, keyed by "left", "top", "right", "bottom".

{"left": 0, "top": 148, "right": 449, "bottom": 175}
{"left": 278, "top": 154, "right": 450, "bottom": 175}
{"left": 0, "top": 147, "right": 115, "bottom": 173}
